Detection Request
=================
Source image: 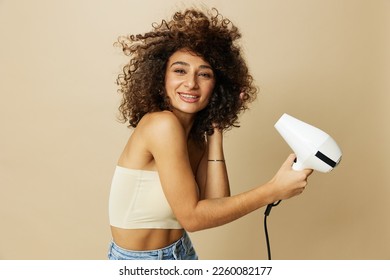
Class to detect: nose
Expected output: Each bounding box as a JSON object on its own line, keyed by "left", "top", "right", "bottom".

{"left": 184, "top": 74, "right": 199, "bottom": 89}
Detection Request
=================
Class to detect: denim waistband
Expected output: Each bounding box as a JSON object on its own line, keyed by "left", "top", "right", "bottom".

{"left": 108, "top": 231, "right": 197, "bottom": 260}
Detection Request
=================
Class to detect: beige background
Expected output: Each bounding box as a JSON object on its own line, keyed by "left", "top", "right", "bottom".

{"left": 0, "top": 0, "right": 389, "bottom": 259}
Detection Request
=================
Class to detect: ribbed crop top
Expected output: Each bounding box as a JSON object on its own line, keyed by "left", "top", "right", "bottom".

{"left": 108, "top": 166, "right": 183, "bottom": 229}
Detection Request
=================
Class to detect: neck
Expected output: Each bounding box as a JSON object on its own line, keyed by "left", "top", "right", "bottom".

{"left": 172, "top": 109, "right": 196, "bottom": 138}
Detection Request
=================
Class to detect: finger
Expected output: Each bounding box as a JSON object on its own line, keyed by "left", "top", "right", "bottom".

{"left": 283, "top": 154, "right": 297, "bottom": 168}
{"left": 303, "top": 169, "right": 314, "bottom": 176}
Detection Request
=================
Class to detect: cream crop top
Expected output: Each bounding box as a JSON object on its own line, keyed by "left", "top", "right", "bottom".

{"left": 108, "top": 166, "right": 182, "bottom": 229}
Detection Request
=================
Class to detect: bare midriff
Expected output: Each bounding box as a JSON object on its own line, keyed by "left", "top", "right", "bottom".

{"left": 110, "top": 227, "right": 184, "bottom": 251}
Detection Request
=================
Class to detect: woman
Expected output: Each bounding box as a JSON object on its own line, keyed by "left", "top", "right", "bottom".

{"left": 108, "top": 8, "right": 312, "bottom": 260}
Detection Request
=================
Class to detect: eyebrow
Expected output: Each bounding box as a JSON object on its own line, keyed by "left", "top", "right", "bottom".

{"left": 170, "top": 61, "right": 213, "bottom": 70}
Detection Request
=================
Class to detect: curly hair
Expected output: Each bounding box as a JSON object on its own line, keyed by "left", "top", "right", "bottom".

{"left": 115, "top": 8, "right": 258, "bottom": 143}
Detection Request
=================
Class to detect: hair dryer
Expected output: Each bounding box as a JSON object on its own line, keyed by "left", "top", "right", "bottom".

{"left": 263, "top": 113, "right": 342, "bottom": 260}
{"left": 274, "top": 113, "right": 342, "bottom": 172}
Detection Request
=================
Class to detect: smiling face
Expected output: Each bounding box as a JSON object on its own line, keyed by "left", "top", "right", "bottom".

{"left": 164, "top": 49, "right": 216, "bottom": 119}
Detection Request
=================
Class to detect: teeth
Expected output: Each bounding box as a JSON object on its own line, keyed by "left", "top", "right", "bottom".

{"left": 180, "top": 94, "right": 198, "bottom": 99}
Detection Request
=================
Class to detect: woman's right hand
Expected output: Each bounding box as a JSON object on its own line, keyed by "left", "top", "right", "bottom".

{"left": 267, "top": 154, "right": 313, "bottom": 202}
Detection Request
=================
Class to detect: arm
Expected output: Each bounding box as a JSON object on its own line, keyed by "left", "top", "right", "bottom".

{"left": 143, "top": 112, "right": 311, "bottom": 232}
{"left": 196, "top": 127, "right": 230, "bottom": 200}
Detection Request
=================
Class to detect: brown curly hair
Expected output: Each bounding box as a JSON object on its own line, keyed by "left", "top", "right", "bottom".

{"left": 115, "top": 8, "right": 258, "bottom": 143}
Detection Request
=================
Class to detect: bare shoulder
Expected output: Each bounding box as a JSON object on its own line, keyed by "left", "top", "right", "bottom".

{"left": 138, "top": 111, "right": 186, "bottom": 144}
{"left": 140, "top": 111, "right": 181, "bottom": 128}
{"left": 118, "top": 111, "right": 185, "bottom": 169}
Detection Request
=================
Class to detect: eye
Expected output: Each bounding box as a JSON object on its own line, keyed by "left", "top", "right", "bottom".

{"left": 173, "top": 68, "right": 186, "bottom": 75}
{"left": 198, "top": 72, "right": 214, "bottom": 79}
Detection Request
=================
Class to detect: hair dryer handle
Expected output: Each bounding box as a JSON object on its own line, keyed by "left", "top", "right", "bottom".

{"left": 292, "top": 159, "right": 305, "bottom": 171}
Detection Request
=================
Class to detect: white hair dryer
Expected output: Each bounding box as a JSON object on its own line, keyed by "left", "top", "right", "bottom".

{"left": 264, "top": 113, "right": 343, "bottom": 260}
{"left": 274, "top": 113, "right": 342, "bottom": 172}
{"left": 264, "top": 113, "right": 342, "bottom": 260}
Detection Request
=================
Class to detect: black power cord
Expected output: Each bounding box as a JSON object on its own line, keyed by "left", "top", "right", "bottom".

{"left": 263, "top": 200, "right": 281, "bottom": 260}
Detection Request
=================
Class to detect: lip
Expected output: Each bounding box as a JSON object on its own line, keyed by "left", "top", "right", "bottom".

{"left": 178, "top": 92, "right": 200, "bottom": 103}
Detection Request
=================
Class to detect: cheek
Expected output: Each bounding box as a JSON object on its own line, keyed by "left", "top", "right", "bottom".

{"left": 205, "top": 83, "right": 216, "bottom": 97}
{"left": 165, "top": 75, "right": 181, "bottom": 91}
{"left": 164, "top": 79, "right": 173, "bottom": 93}
{"left": 202, "top": 88, "right": 214, "bottom": 106}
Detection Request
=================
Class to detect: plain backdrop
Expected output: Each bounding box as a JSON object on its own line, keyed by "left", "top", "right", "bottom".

{"left": 0, "top": 0, "right": 389, "bottom": 259}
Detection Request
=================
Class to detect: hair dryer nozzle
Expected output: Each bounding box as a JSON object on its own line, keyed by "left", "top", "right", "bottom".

{"left": 274, "top": 114, "right": 342, "bottom": 173}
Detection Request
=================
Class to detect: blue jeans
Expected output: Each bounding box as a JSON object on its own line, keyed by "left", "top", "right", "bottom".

{"left": 107, "top": 231, "right": 198, "bottom": 260}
